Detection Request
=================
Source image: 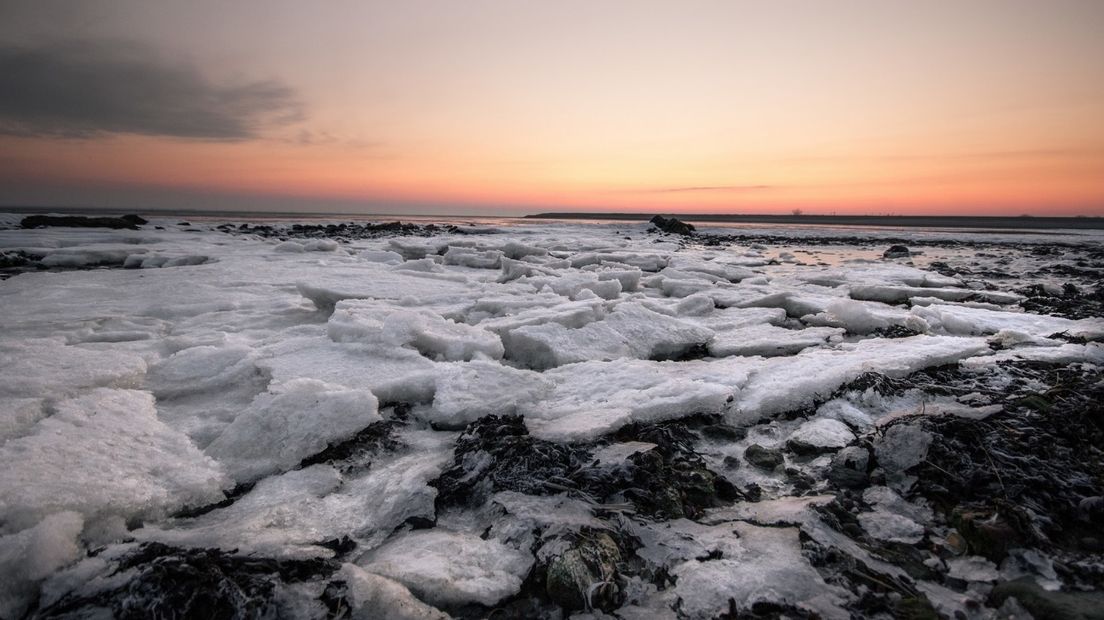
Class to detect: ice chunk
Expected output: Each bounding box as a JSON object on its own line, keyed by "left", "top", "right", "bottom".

{"left": 507, "top": 320, "right": 630, "bottom": 368}
{"left": 39, "top": 247, "right": 133, "bottom": 267}
{"left": 521, "top": 360, "right": 733, "bottom": 442}
{"left": 359, "top": 249, "right": 404, "bottom": 264}
{"left": 258, "top": 336, "right": 439, "bottom": 403}
{"left": 205, "top": 379, "right": 381, "bottom": 483}
{"left": 691, "top": 306, "right": 788, "bottom": 331}
{"left": 852, "top": 284, "right": 1019, "bottom": 305}
{"left": 709, "top": 324, "right": 842, "bottom": 357}
{"left": 146, "top": 442, "right": 450, "bottom": 558}
{"left": 0, "top": 389, "right": 228, "bottom": 532}
{"left": 378, "top": 311, "right": 504, "bottom": 361}
{"left": 569, "top": 251, "right": 668, "bottom": 272}
{"left": 701, "top": 496, "right": 836, "bottom": 527}
{"left": 392, "top": 257, "right": 445, "bottom": 273}
{"left": 274, "top": 240, "right": 305, "bottom": 253}
{"left": 961, "top": 342, "right": 1104, "bottom": 366}
{"left": 657, "top": 276, "right": 714, "bottom": 298}
{"left": 674, "top": 293, "right": 715, "bottom": 316}
{"left": 816, "top": 399, "right": 874, "bottom": 431}
{"left": 428, "top": 360, "right": 553, "bottom": 428}
{"left": 591, "top": 441, "right": 659, "bottom": 465}
{"left": 443, "top": 246, "right": 503, "bottom": 269}
{"left": 337, "top": 564, "right": 449, "bottom": 620}
{"left": 946, "top": 556, "right": 1000, "bottom": 582}
{"left": 496, "top": 257, "right": 558, "bottom": 282}
{"left": 295, "top": 267, "right": 476, "bottom": 311}
{"left": 359, "top": 529, "right": 535, "bottom": 607}
{"left": 912, "top": 303, "right": 1104, "bottom": 340}
{"left": 596, "top": 268, "right": 641, "bottom": 292}
{"left": 786, "top": 418, "right": 854, "bottom": 452}
{"left": 387, "top": 238, "right": 447, "bottom": 260}
{"left": 809, "top": 298, "right": 921, "bottom": 335}
{"left": 328, "top": 301, "right": 506, "bottom": 363}
{"left": 863, "top": 486, "right": 933, "bottom": 523}
{"left": 656, "top": 521, "right": 846, "bottom": 619}
{"left": 0, "top": 338, "right": 147, "bottom": 398}
{"left": 522, "top": 272, "right": 623, "bottom": 300}
{"left": 480, "top": 298, "right": 607, "bottom": 337}
{"left": 146, "top": 344, "right": 257, "bottom": 399}
{"left": 502, "top": 241, "right": 548, "bottom": 260}
{"left": 0, "top": 512, "right": 84, "bottom": 620}
{"left": 858, "top": 510, "right": 924, "bottom": 544}
{"left": 666, "top": 256, "right": 757, "bottom": 282}
{"left": 506, "top": 302, "right": 713, "bottom": 369}
{"left": 491, "top": 491, "right": 604, "bottom": 531}
{"left": 732, "top": 335, "right": 991, "bottom": 422}
{"left": 303, "top": 239, "right": 339, "bottom": 252}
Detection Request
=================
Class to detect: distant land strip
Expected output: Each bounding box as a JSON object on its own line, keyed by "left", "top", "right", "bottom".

{"left": 525, "top": 212, "right": 1104, "bottom": 230}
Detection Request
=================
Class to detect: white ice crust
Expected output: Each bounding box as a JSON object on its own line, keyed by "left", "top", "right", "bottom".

{"left": 1, "top": 215, "right": 1099, "bottom": 617}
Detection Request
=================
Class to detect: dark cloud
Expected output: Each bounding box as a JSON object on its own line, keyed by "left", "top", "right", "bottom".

{"left": 0, "top": 39, "right": 302, "bottom": 140}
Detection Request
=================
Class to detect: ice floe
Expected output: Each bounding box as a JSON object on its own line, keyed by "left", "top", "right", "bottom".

{"left": 2, "top": 214, "right": 1101, "bottom": 618}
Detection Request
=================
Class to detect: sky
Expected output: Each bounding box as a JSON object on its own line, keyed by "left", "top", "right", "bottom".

{"left": 1, "top": 0, "right": 1102, "bottom": 217}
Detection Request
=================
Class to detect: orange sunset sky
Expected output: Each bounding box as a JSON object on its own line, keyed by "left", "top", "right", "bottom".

{"left": 1, "top": 1, "right": 1103, "bottom": 216}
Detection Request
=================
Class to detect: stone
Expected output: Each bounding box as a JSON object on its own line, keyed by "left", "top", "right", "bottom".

{"left": 744, "top": 443, "right": 784, "bottom": 469}
{"left": 545, "top": 531, "right": 623, "bottom": 612}
{"left": 828, "top": 446, "right": 870, "bottom": 488}
{"left": 649, "top": 215, "right": 695, "bottom": 236}
{"left": 988, "top": 578, "right": 1104, "bottom": 620}
{"left": 882, "top": 244, "right": 911, "bottom": 259}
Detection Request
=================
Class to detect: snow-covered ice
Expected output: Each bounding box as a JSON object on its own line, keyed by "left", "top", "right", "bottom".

{"left": 1, "top": 214, "right": 1101, "bottom": 618}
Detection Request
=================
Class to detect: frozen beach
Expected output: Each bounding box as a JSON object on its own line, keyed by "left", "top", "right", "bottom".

{"left": 1, "top": 213, "right": 1102, "bottom": 619}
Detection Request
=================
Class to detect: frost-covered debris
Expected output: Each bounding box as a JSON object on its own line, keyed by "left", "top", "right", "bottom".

{"left": 1, "top": 214, "right": 1102, "bottom": 618}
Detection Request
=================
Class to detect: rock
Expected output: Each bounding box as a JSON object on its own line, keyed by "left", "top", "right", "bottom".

{"left": 744, "top": 444, "right": 784, "bottom": 469}
{"left": 874, "top": 423, "right": 932, "bottom": 491}
{"left": 882, "top": 244, "right": 911, "bottom": 259}
{"left": 698, "top": 423, "right": 747, "bottom": 442}
{"left": 545, "top": 531, "right": 623, "bottom": 612}
{"left": 828, "top": 446, "right": 870, "bottom": 488}
{"left": 1078, "top": 496, "right": 1104, "bottom": 523}
{"left": 988, "top": 578, "right": 1104, "bottom": 620}
{"left": 951, "top": 505, "right": 1025, "bottom": 561}
{"left": 20, "top": 214, "right": 147, "bottom": 229}
{"left": 649, "top": 215, "right": 695, "bottom": 236}
{"left": 786, "top": 418, "right": 855, "bottom": 455}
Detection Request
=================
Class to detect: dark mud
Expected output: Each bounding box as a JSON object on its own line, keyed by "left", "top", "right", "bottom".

{"left": 816, "top": 360, "right": 1104, "bottom": 603}
{"left": 1018, "top": 283, "right": 1104, "bottom": 320}
{"left": 432, "top": 414, "right": 748, "bottom": 519}
{"left": 35, "top": 543, "right": 338, "bottom": 619}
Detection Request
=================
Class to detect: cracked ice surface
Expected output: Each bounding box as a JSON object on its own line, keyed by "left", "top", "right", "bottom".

{"left": 1, "top": 214, "right": 1102, "bottom": 618}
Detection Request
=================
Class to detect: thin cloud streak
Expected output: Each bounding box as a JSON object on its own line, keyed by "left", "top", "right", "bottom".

{"left": 621, "top": 185, "right": 775, "bottom": 194}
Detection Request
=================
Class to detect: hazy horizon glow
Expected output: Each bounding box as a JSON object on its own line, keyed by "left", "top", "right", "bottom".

{"left": 1, "top": 1, "right": 1102, "bottom": 216}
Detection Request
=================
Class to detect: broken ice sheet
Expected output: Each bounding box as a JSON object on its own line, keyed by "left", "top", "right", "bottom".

{"left": 3, "top": 216, "right": 1102, "bottom": 618}
{"left": 634, "top": 519, "right": 849, "bottom": 619}
{"left": 357, "top": 529, "right": 534, "bottom": 607}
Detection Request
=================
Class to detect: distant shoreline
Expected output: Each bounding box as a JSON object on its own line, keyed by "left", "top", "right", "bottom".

{"left": 3, "top": 205, "right": 1101, "bottom": 230}
{"left": 526, "top": 212, "right": 1104, "bottom": 230}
